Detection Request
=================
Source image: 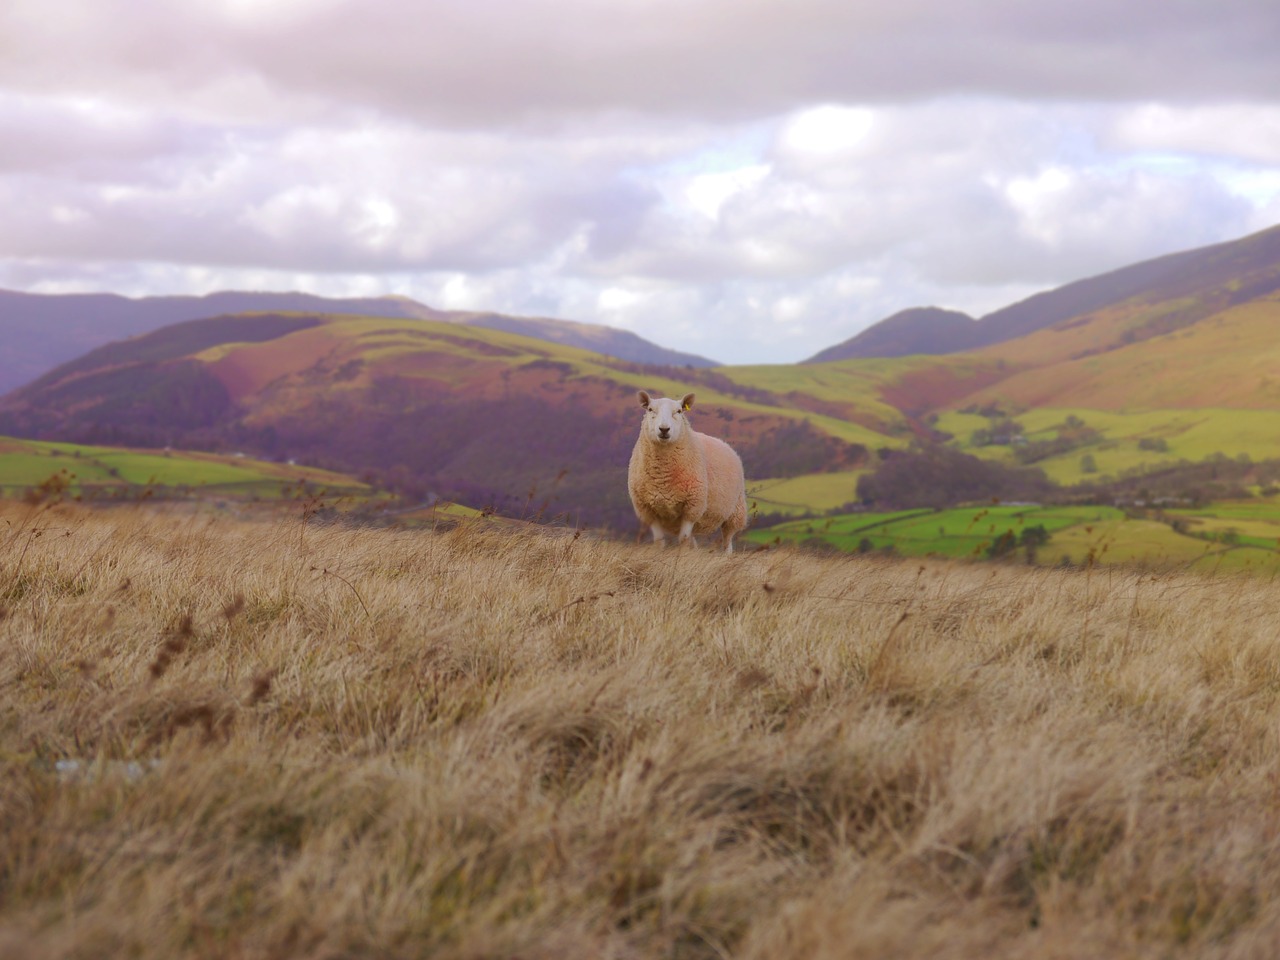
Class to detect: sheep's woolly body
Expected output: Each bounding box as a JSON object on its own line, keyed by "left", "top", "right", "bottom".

{"left": 628, "top": 391, "right": 749, "bottom": 552}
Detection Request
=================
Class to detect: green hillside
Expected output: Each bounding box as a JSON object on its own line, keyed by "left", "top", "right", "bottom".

{"left": 936, "top": 407, "right": 1280, "bottom": 485}
{"left": 0, "top": 436, "right": 369, "bottom": 500}
{"left": 748, "top": 470, "right": 867, "bottom": 516}
{"left": 746, "top": 501, "right": 1280, "bottom": 573}
{"left": 748, "top": 505, "right": 1119, "bottom": 558}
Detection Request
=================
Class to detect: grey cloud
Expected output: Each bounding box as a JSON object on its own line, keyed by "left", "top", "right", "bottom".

{"left": 218, "top": 1, "right": 1280, "bottom": 125}
{"left": 4, "top": 1, "right": 1279, "bottom": 128}
{"left": 0, "top": 110, "right": 670, "bottom": 278}
{"left": 0, "top": 95, "right": 207, "bottom": 180}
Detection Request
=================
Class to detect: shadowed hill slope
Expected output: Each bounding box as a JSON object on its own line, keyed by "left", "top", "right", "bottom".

{"left": 806, "top": 307, "right": 977, "bottom": 362}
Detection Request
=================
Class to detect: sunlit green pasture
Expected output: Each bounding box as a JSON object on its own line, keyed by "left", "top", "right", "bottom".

{"left": 1165, "top": 500, "right": 1280, "bottom": 551}
{"left": 1187, "top": 546, "right": 1280, "bottom": 574}
{"left": 937, "top": 407, "right": 1280, "bottom": 484}
{"left": 1040, "top": 516, "right": 1280, "bottom": 573}
{"left": 720, "top": 358, "right": 911, "bottom": 421}
{"left": 716, "top": 358, "right": 940, "bottom": 447}
{"left": 0, "top": 436, "right": 368, "bottom": 499}
{"left": 748, "top": 471, "right": 865, "bottom": 516}
{"left": 746, "top": 500, "right": 1280, "bottom": 572}
{"left": 746, "top": 504, "right": 1123, "bottom": 559}
{"left": 1035, "top": 517, "right": 1214, "bottom": 568}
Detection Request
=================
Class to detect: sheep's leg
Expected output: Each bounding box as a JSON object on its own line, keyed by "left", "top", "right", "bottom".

{"left": 650, "top": 524, "right": 666, "bottom": 546}
{"left": 678, "top": 519, "right": 697, "bottom": 547}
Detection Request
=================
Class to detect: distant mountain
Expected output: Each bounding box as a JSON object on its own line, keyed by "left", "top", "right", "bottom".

{"left": 808, "top": 223, "right": 1280, "bottom": 361}
{"left": 0, "top": 289, "right": 717, "bottom": 394}
{"left": 453, "top": 312, "right": 717, "bottom": 368}
{"left": 811, "top": 223, "right": 1280, "bottom": 416}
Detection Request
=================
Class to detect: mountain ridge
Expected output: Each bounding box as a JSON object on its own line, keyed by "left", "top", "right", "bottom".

{"left": 806, "top": 307, "right": 977, "bottom": 362}
{"left": 0, "top": 289, "right": 717, "bottom": 395}
{"left": 807, "top": 223, "right": 1280, "bottom": 362}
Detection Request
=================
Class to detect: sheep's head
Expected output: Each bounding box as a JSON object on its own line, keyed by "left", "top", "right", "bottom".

{"left": 637, "top": 391, "right": 695, "bottom": 444}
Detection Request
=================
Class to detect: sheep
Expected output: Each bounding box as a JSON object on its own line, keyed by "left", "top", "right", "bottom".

{"left": 627, "top": 390, "right": 749, "bottom": 552}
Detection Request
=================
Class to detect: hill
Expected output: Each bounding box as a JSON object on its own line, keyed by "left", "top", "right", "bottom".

{"left": 7, "top": 502, "right": 1280, "bottom": 957}
{"left": 780, "top": 223, "right": 1280, "bottom": 495}
{"left": 810, "top": 222, "right": 1280, "bottom": 361}
{"left": 0, "top": 313, "right": 874, "bottom": 530}
{"left": 0, "top": 434, "right": 371, "bottom": 502}
{"left": 0, "top": 289, "right": 716, "bottom": 395}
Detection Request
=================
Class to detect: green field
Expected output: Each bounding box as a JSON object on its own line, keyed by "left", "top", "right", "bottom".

{"left": 747, "top": 504, "right": 1120, "bottom": 557}
{"left": 0, "top": 436, "right": 370, "bottom": 499}
{"left": 937, "top": 407, "right": 1280, "bottom": 484}
{"left": 748, "top": 470, "right": 866, "bottom": 516}
{"left": 1164, "top": 500, "right": 1280, "bottom": 552}
{"left": 746, "top": 501, "right": 1280, "bottom": 572}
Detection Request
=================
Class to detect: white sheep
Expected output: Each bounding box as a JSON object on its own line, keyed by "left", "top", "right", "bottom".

{"left": 628, "top": 391, "right": 748, "bottom": 552}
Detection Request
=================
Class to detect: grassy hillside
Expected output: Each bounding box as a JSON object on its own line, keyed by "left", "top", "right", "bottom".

{"left": 0, "top": 314, "right": 879, "bottom": 529}
{"left": 967, "top": 298, "right": 1280, "bottom": 411}
{"left": 750, "top": 504, "right": 1117, "bottom": 557}
{"left": 748, "top": 501, "right": 1280, "bottom": 573}
{"left": 936, "top": 407, "right": 1280, "bottom": 485}
{"left": 6, "top": 503, "right": 1280, "bottom": 957}
{"left": 0, "top": 435, "right": 370, "bottom": 500}
{"left": 748, "top": 470, "right": 867, "bottom": 516}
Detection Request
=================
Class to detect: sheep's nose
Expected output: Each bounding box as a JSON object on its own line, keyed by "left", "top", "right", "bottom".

{"left": 658, "top": 426, "right": 670, "bottom": 438}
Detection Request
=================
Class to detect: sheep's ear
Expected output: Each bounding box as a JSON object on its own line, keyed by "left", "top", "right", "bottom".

{"left": 681, "top": 393, "right": 695, "bottom": 411}
{"left": 637, "top": 391, "right": 652, "bottom": 409}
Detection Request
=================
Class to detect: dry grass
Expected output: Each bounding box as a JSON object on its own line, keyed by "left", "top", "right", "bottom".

{"left": 4, "top": 500, "right": 1280, "bottom": 958}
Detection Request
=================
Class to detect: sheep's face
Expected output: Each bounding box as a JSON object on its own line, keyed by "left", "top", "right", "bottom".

{"left": 638, "top": 391, "right": 695, "bottom": 444}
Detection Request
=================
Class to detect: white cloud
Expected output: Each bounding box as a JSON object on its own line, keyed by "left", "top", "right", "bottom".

{"left": 597, "top": 286, "right": 647, "bottom": 313}
{"left": 1110, "top": 104, "right": 1280, "bottom": 165}
{"left": 778, "top": 106, "right": 875, "bottom": 160}
{"left": 684, "top": 164, "right": 771, "bottom": 220}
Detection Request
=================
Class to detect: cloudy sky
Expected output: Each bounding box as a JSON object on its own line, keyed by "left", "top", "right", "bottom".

{"left": 3, "top": 0, "right": 1279, "bottom": 364}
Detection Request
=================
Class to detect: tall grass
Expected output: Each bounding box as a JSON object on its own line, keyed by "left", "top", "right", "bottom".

{"left": 4, "top": 500, "right": 1280, "bottom": 957}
